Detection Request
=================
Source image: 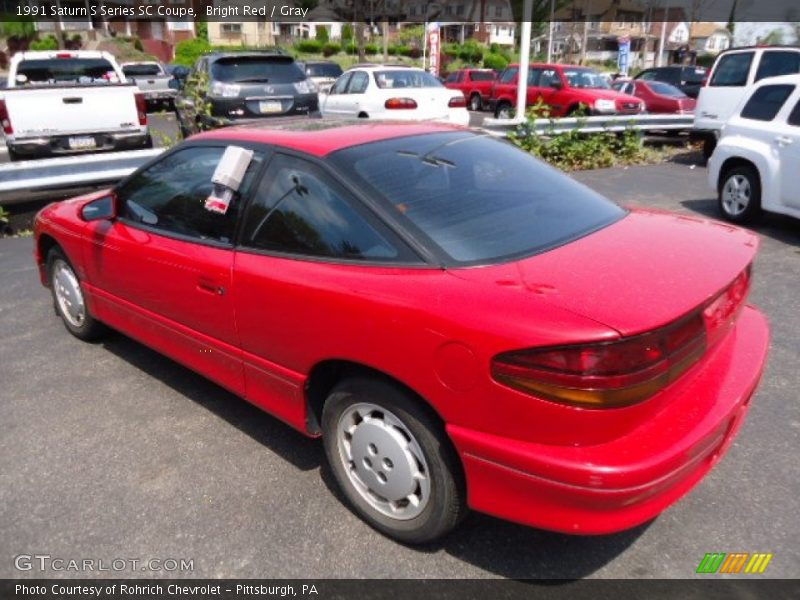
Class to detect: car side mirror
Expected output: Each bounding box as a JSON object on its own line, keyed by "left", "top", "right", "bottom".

{"left": 80, "top": 195, "right": 116, "bottom": 222}
{"left": 550, "top": 80, "right": 563, "bottom": 89}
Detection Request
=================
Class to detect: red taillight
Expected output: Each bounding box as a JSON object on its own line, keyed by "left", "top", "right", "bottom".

{"left": 134, "top": 92, "right": 147, "bottom": 126}
{"left": 385, "top": 97, "right": 417, "bottom": 110}
{"left": 0, "top": 99, "right": 12, "bottom": 135}
{"left": 492, "top": 265, "right": 752, "bottom": 409}
{"left": 56, "top": 52, "right": 74, "bottom": 59}
{"left": 448, "top": 95, "right": 467, "bottom": 108}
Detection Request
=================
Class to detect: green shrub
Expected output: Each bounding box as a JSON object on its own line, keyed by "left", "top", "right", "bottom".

{"left": 483, "top": 52, "right": 509, "bottom": 71}
{"left": 458, "top": 39, "right": 485, "bottom": 63}
{"left": 343, "top": 41, "right": 358, "bottom": 54}
{"left": 174, "top": 37, "right": 211, "bottom": 66}
{"left": 315, "top": 26, "right": 329, "bottom": 43}
{"left": 322, "top": 42, "right": 341, "bottom": 57}
{"left": 443, "top": 43, "right": 460, "bottom": 57}
{"left": 387, "top": 45, "right": 398, "bottom": 56}
{"left": 365, "top": 43, "right": 379, "bottom": 55}
{"left": 341, "top": 24, "right": 353, "bottom": 42}
{"left": 509, "top": 106, "right": 646, "bottom": 171}
{"left": 30, "top": 35, "right": 58, "bottom": 51}
{"left": 295, "top": 39, "right": 323, "bottom": 53}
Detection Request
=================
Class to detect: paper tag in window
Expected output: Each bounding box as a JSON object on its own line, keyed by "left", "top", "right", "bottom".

{"left": 205, "top": 187, "right": 233, "bottom": 214}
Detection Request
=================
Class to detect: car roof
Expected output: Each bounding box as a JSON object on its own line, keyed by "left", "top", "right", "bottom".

{"left": 748, "top": 73, "right": 800, "bottom": 86}
{"left": 207, "top": 50, "right": 290, "bottom": 61}
{"left": 192, "top": 120, "right": 467, "bottom": 157}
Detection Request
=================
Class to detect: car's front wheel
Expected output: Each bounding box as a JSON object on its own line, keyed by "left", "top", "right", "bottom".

{"left": 494, "top": 101, "right": 513, "bottom": 119}
{"left": 47, "top": 248, "right": 106, "bottom": 341}
{"left": 322, "top": 377, "right": 466, "bottom": 544}
{"left": 719, "top": 165, "right": 762, "bottom": 224}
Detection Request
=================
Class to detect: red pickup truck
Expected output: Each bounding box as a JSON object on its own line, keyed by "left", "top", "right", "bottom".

{"left": 444, "top": 68, "right": 497, "bottom": 111}
{"left": 490, "top": 63, "right": 644, "bottom": 118}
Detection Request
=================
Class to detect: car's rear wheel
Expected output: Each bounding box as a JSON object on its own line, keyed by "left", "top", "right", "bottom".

{"left": 47, "top": 248, "right": 106, "bottom": 341}
{"left": 719, "top": 165, "right": 761, "bottom": 224}
{"left": 321, "top": 377, "right": 466, "bottom": 544}
{"left": 469, "top": 93, "right": 482, "bottom": 111}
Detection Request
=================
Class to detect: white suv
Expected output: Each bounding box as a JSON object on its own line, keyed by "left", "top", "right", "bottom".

{"left": 696, "top": 46, "right": 800, "bottom": 159}
{"left": 708, "top": 74, "right": 800, "bottom": 223}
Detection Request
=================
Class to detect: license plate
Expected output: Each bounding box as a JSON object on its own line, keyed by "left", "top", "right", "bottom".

{"left": 259, "top": 101, "right": 283, "bottom": 114}
{"left": 68, "top": 136, "right": 96, "bottom": 150}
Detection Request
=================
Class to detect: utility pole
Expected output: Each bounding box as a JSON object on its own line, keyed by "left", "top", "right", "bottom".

{"left": 516, "top": 0, "right": 533, "bottom": 121}
{"left": 546, "top": 0, "right": 555, "bottom": 63}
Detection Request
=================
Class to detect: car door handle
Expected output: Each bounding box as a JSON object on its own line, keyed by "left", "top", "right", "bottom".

{"left": 63, "top": 97, "right": 83, "bottom": 104}
{"left": 775, "top": 135, "right": 793, "bottom": 146}
{"left": 197, "top": 277, "right": 225, "bottom": 296}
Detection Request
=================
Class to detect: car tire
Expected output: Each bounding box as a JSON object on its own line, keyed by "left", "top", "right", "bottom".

{"left": 143, "top": 134, "right": 154, "bottom": 149}
{"left": 47, "top": 247, "right": 106, "bottom": 341}
{"left": 469, "top": 93, "right": 482, "bottom": 111}
{"left": 494, "top": 101, "right": 513, "bottom": 119}
{"left": 7, "top": 147, "right": 25, "bottom": 162}
{"left": 321, "top": 377, "right": 467, "bottom": 545}
{"left": 718, "top": 165, "right": 762, "bottom": 224}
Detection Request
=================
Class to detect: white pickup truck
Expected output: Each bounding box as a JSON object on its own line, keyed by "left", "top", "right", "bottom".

{"left": 0, "top": 50, "right": 151, "bottom": 161}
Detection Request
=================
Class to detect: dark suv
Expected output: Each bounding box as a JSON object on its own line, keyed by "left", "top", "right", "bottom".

{"left": 175, "top": 51, "right": 319, "bottom": 135}
{"left": 633, "top": 65, "right": 707, "bottom": 99}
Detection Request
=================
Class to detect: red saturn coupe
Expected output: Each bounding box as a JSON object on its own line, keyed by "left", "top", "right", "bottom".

{"left": 34, "top": 121, "right": 768, "bottom": 544}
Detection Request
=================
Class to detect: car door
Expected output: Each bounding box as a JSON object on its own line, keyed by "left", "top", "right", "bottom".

{"left": 231, "top": 152, "right": 419, "bottom": 429}
{"left": 341, "top": 70, "right": 370, "bottom": 116}
{"left": 780, "top": 95, "right": 800, "bottom": 210}
{"left": 320, "top": 71, "right": 352, "bottom": 117}
{"left": 536, "top": 68, "right": 565, "bottom": 114}
{"left": 82, "top": 144, "right": 266, "bottom": 396}
{"left": 698, "top": 51, "right": 755, "bottom": 127}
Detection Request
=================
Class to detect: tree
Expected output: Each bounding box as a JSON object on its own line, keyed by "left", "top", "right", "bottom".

{"left": 758, "top": 29, "right": 785, "bottom": 46}
{"left": 315, "top": 25, "right": 329, "bottom": 43}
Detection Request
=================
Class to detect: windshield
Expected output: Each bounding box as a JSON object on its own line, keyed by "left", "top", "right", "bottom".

{"left": 373, "top": 70, "right": 443, "bottom": 89}
{"left": 15, "top": 58, "right": 118, "bottom": 85}
{"left": 563, "top": 68, "right": 611, "bottom": 89}
{"left": 306, "top": 63, "right": 343, "bottom": 78}
{"left": 210, "top": 56, "right": 305, "bottom": 83}
{"left": 331, "top": 132, "right": 625, "bottom": 264}
{"left": 122, "top": 64, "right": 163, "bottom": 77}
{"left": 648, "top": 81, "right": 686, "bottom": 97}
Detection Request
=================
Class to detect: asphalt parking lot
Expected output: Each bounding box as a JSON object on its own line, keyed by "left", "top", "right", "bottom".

{"left": 1, "top": 161, "right": 798, "bottom": 579}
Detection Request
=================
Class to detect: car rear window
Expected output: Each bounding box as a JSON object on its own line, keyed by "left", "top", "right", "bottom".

{"left": 15, "top": 58, "right": 117, "bottom": 85}
{"left": 682, "top": 67, "right": 707, "bottom": 83}
{"left": 469, "top": 71, "right": 495, "bottom": 81}
{"left": 648, "top": 81, "right": 685, "bottom": 97}
{"left": 210, "top": 56, "right": 305, "bottom": 83}
{"left": 122, "top": 64, "right": 162, "bottom": 77}
{"left": 305, "top": 63, "right": 343, "bottom": 78}
{"left": 331, "top": 133, "right": 625, "bottom": 265}
{"left": 373, "top": 70, "right": 442, "bottom": 89}
{"left": 755, "top": 51, "right": 800, "bottom": 82}
{"left": 740, "top": 84, "right": 795, "bottom": 121}
{"left": 710, "top": 52, "right": 753, "bottom": 87}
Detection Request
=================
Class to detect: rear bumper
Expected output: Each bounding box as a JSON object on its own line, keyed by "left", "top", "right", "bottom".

{"left": 8, "top": 130, "right": 150, "bottom": 158}
{"left": 448, "top": 305, "right": 769, "bottom": 534}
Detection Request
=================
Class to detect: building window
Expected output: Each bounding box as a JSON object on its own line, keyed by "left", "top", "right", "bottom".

{"left": 221, "top": 23, "right": 242, "bottom": 34}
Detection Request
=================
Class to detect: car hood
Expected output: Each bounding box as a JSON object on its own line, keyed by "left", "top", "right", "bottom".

{"left": 447, "top": 209, "right": 758, "bottom": 337}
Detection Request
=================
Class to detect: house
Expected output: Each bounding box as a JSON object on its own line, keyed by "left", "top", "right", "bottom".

{"left": 402, "top": 0, "right": 516, "bottom": 47}
{"left": 690, "top": 23, "right": 732, "bottom": 54}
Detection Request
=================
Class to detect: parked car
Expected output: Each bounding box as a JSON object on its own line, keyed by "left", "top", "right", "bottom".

{"left": 121, "top": 61, "right": 176, "bottom": 110}
{"left": 298, "top": 60, "right": 343, "bottom": 94}
{"left": 612, "top": 79, "right": 696, "bottom": 113}
{"left": 634, "top": 65, "right": 707, "bottom": 99}
{"left": 490, "top": 63, "right": 644, "bottom": 118}
{"left": 443, "top": 68, "right": 496, "bottom": 111}
{"left": 708, "top": 74, "right": 800, "bottom": 223}
{"left": 321, "top": 65, "right": 469, "bottom": 125}
{"left": 696, "top": 46, "right": 800, "bottom": 159}
{"left": 0, "top": 50, "right": 150, "bottom": 161}
{"left": 33, "top": 120, "right": 768, "bottom": 544}
{"left": 174, "top": 51, "right": 318, "bottom": 136}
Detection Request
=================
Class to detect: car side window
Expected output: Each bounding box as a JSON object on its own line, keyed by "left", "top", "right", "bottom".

{"left": 638, "top": 70, "right": 656, "bottom": 81}
{"left": 538, "top": 69, "right": 559, "bottom": 88}
{"left": 789, "top": 99, "right": 800, "bottom": 127}
{"left": 241, "top": 154, "right": 408, "bottom": 262}
{"left": 527, "top": 68, "right": 542, "bottom": 86}
{"left": 445, "top": 72, "right": 458, "bottom": 84}
{"left": 740, "top": 84, "right": 795, "bottom": 122}
{"left": 330, "top": 72, "right": 352, "bottom": 95}
{"left": 500, "top": 67, "right": 518, "bottom": 84}
{"left": 347, "top": 71, "right": 369, "bottom": 94}
{"left": 755, "top": 51, "right": 800, "bottom": 82}
{"left": 116, "top": 146, "right": 263, "bottom": 244}
{"left": 456, "top": 72, "right": 465, "bottom": 83}
{"left": 710, "top": 52, "right": 753, "bottom": 87}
